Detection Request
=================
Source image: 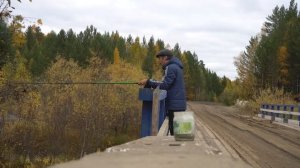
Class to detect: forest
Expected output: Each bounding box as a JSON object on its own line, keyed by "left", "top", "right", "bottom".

{"left": 234, "top": 0, "right": 300, "bottom": 101}
{"left": 0, "top": 0, "right": 226, "bottom": 167}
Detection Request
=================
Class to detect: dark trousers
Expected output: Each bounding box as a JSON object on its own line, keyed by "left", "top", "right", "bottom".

{"left": 168, "top": 110, "right": 185, "bottom": 135}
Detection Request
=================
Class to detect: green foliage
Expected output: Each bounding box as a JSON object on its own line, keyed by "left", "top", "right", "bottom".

{"left": 142, "top": 36, "right": 156, "bottom": 77}
{"left": 0, "top": 20, "right": 13, "bottom": 67}
{"left": 257, "top": 0, "right": 299, "bottom": 92}
{"left": 219, "top": 80, "right": 240, "bottom": 106}
{"left": 235, "top": 0, "right": 300, "bottom": 101}
{"left": 234, "top": 36, "right": 259, "bottom": 99}
{"left": 181, "top": 51, "right": 224, "bottom": 101}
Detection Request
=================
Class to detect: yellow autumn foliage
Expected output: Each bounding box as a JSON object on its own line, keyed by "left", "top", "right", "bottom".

{"left": 278, "top": 46, "right": 289, "bottom": 85}
{"left": 0, "top": 56, "right": 145, "bottom": 167}
{"left": 113, "top": 47, "right": 120, "bottom": 65}
{"left": 9, "top": 15, "right": 26, "bottom": 49}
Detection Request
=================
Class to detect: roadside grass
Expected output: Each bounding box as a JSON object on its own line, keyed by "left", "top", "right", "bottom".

{"left": 238, "top": 88, "right": 297, "bottom": 116}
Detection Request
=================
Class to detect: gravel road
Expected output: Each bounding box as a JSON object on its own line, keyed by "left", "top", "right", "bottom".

{"left": 189, "top": 101, "right": 300, "bottom": 168}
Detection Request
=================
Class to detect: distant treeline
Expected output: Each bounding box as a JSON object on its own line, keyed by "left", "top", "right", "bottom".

{"left": 0, "top": 18, "right": 226, "bottom": 101}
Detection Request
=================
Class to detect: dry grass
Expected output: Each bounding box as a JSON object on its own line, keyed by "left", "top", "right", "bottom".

{"left": 241, "top": 88, "right": 296, "bottom": 116}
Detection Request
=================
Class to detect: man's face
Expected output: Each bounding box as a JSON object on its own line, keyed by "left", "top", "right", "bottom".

{"left": 158, "top": 56, "right": 169, "bottom": 66}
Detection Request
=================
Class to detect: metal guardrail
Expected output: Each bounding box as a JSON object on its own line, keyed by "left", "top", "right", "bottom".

{"left": 259, "top": 104, "right": 300, "bottom": 127}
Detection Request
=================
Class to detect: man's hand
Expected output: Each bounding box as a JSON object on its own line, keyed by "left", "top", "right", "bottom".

{"left": 138, "top": 79, "right": 148, "bottom": 86}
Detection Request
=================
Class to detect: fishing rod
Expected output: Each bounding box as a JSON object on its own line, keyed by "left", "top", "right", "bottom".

{"left": 3, "top": 81, "right": 139, "bottom": 85}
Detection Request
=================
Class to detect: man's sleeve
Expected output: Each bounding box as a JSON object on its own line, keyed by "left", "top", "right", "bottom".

{"left": 146, "top": 66, "right": 176, "bottom": 89}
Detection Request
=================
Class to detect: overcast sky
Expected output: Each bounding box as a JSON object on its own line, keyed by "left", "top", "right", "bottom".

{"left": 13, "top": 0, "right": 294, "bottom": 79}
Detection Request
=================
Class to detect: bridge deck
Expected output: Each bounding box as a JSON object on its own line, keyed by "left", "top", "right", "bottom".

{"left": 51, "top": 117, "right": 251, "bottom": 168}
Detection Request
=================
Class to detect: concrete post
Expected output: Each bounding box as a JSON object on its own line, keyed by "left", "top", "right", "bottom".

{"left": 271, "top": 105, "right": 275, "bottom": 121}
{"left": 138, "top": 88, "right": 167, "bottom": 137}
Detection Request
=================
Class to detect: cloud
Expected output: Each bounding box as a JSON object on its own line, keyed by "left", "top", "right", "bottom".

{"left": 13, "top": 0, "right": 293, "bottom": 79}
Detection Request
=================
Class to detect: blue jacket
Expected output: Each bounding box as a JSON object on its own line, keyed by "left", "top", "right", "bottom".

{"left": 146, "top": 57, "right": 186, "bottom": 111}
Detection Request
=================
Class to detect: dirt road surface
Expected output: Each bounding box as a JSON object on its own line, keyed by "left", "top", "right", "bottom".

{"left": 189, "top": 101, "right": 300, "bottom": 168}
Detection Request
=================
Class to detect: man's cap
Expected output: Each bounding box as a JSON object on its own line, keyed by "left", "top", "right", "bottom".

{"left": 156, "top": 49, "right": 173, "bottom": 58}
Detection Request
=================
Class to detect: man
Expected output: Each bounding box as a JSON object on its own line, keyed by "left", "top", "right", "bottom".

{"left": 138, "top": 49, "right": 186, "bottom": 135}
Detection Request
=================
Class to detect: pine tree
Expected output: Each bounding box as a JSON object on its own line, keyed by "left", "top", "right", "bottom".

{"left": 142, "top": 36, "right": 155, "bottom": 77}
{"left": 173, "top": 43, "right": 181, "bottom": 58}
{"left": 234, "top": 36, "right": 259, "bottom": 98}
{"left": 0, "top": 19, "right": 13, "bottom": 67}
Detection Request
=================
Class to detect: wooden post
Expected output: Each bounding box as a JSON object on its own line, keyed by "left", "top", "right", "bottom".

{"left": 151, "top": 88, "right": 160, "bottom": 135}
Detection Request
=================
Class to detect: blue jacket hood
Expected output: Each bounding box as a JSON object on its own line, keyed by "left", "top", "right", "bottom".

{"left": 163, "top": 57, "right": 183, "bottom": 70}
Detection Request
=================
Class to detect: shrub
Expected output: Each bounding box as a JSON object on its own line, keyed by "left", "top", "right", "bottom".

{"left": 242, "top": 87, "right": 295, "bottom": 115}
